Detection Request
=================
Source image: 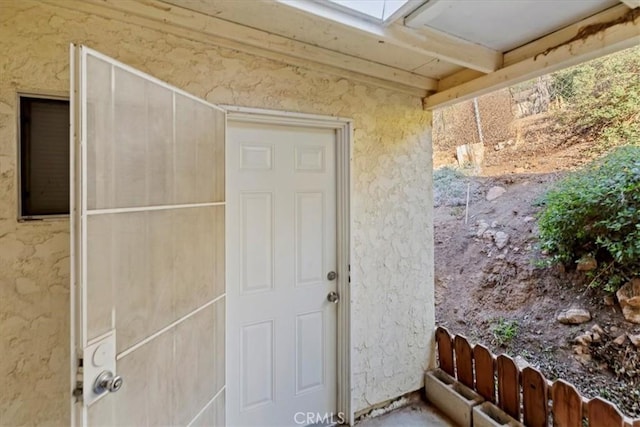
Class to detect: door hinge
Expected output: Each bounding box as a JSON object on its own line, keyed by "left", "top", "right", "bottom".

{"left": 73, "top": 358, "right": 83, "bottom": 401}
{"left": 73, "top": 382, "right": 83, "bottom": 400}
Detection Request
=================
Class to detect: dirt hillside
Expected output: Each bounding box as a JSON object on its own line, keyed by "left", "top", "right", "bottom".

{"left": 433, "top": 118, "right": 640, "bottom": 417}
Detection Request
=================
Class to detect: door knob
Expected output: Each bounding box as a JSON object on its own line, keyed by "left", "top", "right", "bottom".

{"left": 93, "top": 370, "right": 123, "bottom": 394}
{"left": 327, "top": 291, "right": 340, "bottom": 304}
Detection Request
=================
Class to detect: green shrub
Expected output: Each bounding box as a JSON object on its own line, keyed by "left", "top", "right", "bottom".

{"left": 538, "top": 146, "right": 640, "bottom": 291}
{"left": 491, "top": 318, "right": 518, "bottom": 347}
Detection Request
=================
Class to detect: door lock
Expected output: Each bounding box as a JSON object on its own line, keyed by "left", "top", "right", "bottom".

{"left": 93, "top": 370, "right": 123, "bottom": 394}
{"left": 327, "top": 271, "right": 337, "bottom": 281}
{"left": 327, "top": 291, "right": 340, "bottom": 304}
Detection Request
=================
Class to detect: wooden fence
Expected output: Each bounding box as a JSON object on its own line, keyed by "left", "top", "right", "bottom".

{"left": 434, "top": 327, "right": 640, "bottom": 427}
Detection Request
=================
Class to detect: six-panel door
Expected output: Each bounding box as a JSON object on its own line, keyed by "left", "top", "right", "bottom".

{"left": 227, "top": 122, "right": 338, "bottom": 426}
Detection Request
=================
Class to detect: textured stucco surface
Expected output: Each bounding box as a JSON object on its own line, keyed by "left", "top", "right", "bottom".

{"left": 0, "top": 1, "right": 435, "bottom": 425}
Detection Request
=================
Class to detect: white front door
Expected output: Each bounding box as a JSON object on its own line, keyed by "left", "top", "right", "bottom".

{"left": 71, "top": 46, "right": 226, "bottom": 426}
{"left": 227, "top": 121, "right": 338, "bottom": 426}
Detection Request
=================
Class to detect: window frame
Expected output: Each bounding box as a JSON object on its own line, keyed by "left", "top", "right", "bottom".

{"left": 17, "top": 92, "right": 70, "bottom": 221}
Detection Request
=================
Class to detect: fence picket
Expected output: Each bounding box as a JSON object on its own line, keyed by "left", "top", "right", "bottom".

{"left": 551, "top": 380, "right": 582, "bottom": 427}
{"left": 473, "top": 344, "right": 495, "bottom": 403}
{"left": 454, "top": 335, "right": 474, "bottom": 388}
{"left": 522, "top": 367, "right": 548, "bottom": 427}
{"left": 588, "top": 397, "right": 624, "bottom": 427}
{"left": 433, "top": 331, "right": 640, "bottom": 427}
{"left": 497, "top": 354, "right": 520, "bottom": 421}
{"left": 435, "top": 327, "right": 454, "bottom": 377}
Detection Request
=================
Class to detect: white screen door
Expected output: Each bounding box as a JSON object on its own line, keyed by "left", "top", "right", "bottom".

{"left": 71, "top": 46, "right": 226, "bottom": 426}
{"left": 227, "top": 121, "right": 338, "bottom": 426}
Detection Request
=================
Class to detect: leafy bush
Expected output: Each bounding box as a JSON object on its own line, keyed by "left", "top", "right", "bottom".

{"left": 550, "top": 46, "right": 640, "bottom": 149}
{"left": 538, "top": 146, "right": 640, "bottom": 291}
{"left": 433, "top": 166, "right": 473, "bottom": 207}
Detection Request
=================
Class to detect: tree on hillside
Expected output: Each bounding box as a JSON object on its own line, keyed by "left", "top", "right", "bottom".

{"left": 550, "top": 46, "right": 640, "bottom": 148}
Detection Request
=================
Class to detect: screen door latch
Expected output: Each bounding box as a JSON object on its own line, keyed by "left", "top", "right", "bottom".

{"left": 82, "top": 330, "right": 118, "bottom": 406}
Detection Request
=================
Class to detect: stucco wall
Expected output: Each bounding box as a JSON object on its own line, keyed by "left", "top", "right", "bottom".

{"left": 0, "top": 1, "right": 435, "bottom": 425}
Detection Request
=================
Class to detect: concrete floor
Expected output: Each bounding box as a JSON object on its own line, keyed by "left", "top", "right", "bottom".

{"left": 355, "top": 401, "right": 455, "bottom": 427}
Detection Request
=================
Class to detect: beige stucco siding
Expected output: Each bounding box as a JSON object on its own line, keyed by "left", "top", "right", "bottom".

{"left": 0, "top": 1, "right": 435, "bottom": 425}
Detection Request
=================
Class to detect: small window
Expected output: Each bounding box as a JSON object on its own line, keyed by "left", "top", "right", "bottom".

{"left": 19, "top": 96, "right": 70, "bottom": 218}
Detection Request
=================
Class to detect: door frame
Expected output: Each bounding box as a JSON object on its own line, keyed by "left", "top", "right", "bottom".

{"left": 225, "top": 106, "right": 353, "bottom": 425}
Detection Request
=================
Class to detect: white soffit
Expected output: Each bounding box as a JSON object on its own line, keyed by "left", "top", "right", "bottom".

{"left": 405, "top": 0, "right": 621, "bottom": 51}
{"left": 160, "top": 0, "right": 461, "bottom": 78}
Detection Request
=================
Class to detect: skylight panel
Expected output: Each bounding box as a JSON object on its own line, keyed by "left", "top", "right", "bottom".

{"left": 329, "top": 1, "right": 384, "bottom": 19}
{"left": 326, "top": 0, "right": 411, "bottom": 22}
{"left": 383, "top": 0, "right": 411, "bottom": 20}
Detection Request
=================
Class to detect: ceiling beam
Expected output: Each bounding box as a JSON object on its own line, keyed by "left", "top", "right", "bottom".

{"left": 504, "top": 4, "right": 632, "bottom": 67}
{"left": 437, "top": 69, "right": 485, "bottom": 92}
{"left": 425, "top": 10, "right": 640, "bottom": 109}
{"left": 387, "top": 24, "right": 503, "bottom": 73}
{"left": 279, "top": 0, "right": 503, "bottom": 73}
{"left": 45, "top": 0, "right": 436, "bottom": 95}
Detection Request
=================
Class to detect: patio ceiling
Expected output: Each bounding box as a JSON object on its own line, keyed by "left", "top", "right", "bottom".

{"left": 58, "top": 0, "right": 640, "bottom": 108}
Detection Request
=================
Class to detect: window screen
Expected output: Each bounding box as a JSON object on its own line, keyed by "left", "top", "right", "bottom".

{"left": 20, "top": 96, "right": 70, "bottom": 217}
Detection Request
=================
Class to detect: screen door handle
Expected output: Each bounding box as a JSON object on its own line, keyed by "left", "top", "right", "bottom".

{"left": 94, "top": 370, "right": 124, "bottom": 394}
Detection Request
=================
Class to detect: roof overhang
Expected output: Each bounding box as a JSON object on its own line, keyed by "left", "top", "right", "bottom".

{"left": 46, "top": 0, "right": 640, "bottom": 109}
